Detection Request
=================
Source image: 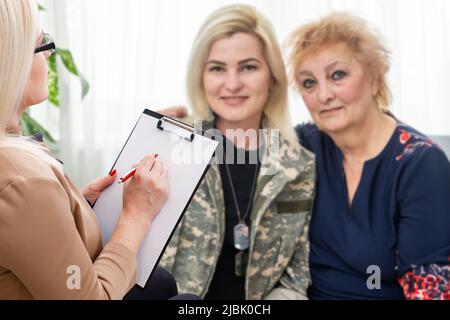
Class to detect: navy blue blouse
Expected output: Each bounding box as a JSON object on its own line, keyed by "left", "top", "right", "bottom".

{"left": 295, "top": 121, "right": 450, "bottom": 299}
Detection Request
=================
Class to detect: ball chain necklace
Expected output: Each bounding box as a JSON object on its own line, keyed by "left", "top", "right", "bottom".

{"left": 222, "top": 146, "right": 260, "bottom": 251}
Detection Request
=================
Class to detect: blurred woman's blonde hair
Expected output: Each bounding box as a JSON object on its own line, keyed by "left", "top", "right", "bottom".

{"left": 186, "top": 4, "right": 298, "bottom": 145}
{"left": 288, "top": 12, "right": 392, "bottom": 110}
{"left": 0, "top": 0, "right": 55, "bottom": 160}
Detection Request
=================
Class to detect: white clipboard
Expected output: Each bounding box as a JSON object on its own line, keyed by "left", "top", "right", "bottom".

{"left": 93, "top": 109, "right": 219, "bottom": 287}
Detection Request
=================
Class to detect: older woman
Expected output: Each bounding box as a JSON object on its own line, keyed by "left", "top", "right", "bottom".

{"left": 289, "top": 13, "right": 450, "bottom": 299}
{"left": 159, "top": 4, "right": 316, "bottom": 300}
{"left": 0, "top": 0, "right": 173, "bottom": 300}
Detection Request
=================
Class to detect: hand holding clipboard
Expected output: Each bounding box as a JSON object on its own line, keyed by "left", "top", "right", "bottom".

{"left": 93, "top": 109, "right": 218, "bottom": 287}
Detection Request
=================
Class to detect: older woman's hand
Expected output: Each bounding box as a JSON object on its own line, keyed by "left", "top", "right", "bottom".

{"left": 110, "top": 154, "right": 169, "bottom": 255}
{"left": 157, "top": 105, "right": 188, "bottom": 118}
{"left": 81, "top": 171, "right": 117, "bottom": 206}
{"left": 121, "top": 154, "right": 169, "bottom": 228}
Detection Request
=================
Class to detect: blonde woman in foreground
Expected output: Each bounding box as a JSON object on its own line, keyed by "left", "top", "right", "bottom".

{"left": 0, "top": 0, "right": 195, "bottom": 300}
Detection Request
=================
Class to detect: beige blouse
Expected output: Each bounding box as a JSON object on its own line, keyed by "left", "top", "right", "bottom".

{"left": 0, "top": 127, "right": 136, "bottom": 299}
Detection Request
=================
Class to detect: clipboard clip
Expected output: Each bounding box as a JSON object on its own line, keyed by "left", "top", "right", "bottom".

{"left": 157, "top": 117, "right": 196, "bottom": 142}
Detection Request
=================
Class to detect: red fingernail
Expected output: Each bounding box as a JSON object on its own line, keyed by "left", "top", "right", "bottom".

{"left": 155, "top": 153, "right": 159, "bottom": 158}
{"left": 109, "top": 169, "right": 117, "bottom": 176}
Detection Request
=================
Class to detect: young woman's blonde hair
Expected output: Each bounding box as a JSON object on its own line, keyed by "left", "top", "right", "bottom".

{"left": 186, "top": 4, "right": 298, "bottom": 145}
{"left": 0, "top": 0, "right": 54, "bottom": 159}
{"left": 288, "top": 12, "right": 392, "bottom": 110}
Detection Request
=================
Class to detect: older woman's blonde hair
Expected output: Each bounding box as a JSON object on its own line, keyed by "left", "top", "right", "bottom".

{"left": 187, "top": 4, "right": 298, "bottom": 145}
{"left": 288, "top": 12, "right": 392, "bottom": 110}
{"left": 0, "top": 0, "right": 54, "bottom": 159}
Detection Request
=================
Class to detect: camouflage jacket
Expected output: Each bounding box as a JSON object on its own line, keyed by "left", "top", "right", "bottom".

{"left": 159, "top": 118, "right": 316, "bottom": 300}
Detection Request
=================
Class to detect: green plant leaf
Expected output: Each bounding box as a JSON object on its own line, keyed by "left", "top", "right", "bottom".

{"left": 56, "top": 48, "right": 79, "bottom": 75}
{"left": 47, "top": 54, "right": 60, "bottom": 107}
{"left": 20, "top": 112, "right": 56, "bottom": 144}
{"left": 38, "top": 4, "right": 46, "bottom": 11}
{"left": 79, "top": 72, "right": 90, "bottom": 99}
{"left": 56, "top": 48, "right": 90, "bottom": 99}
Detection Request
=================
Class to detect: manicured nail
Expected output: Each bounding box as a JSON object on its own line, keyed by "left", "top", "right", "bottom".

{"left": 141, "top": 154, "right": 159, "bottom": 162}
{"left": 109, "top": 169, "right": 117, "bottom": 176}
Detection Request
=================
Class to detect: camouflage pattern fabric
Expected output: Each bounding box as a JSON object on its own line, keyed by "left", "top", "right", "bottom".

{"left": 159, "top": 116, "right": 316, "bottom": 300}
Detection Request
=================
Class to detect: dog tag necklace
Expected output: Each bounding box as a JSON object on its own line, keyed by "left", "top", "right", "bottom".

{"left": 223, "top": 152, "right": 260, "bottom": 251}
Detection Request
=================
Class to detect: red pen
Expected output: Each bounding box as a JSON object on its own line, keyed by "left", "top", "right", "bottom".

{"left": 118, "top": 154, "right": 159, "bottom": 184}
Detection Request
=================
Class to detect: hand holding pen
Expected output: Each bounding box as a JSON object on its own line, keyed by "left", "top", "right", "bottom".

{"left": 118, "top": 154, "right": 159, "bottom": 184}
{"left": 118, "top": 153, "right": 169, "bottom": 248}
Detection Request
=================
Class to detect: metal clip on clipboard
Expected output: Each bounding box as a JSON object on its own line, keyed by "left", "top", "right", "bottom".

{"left": 157, "top": 117, "right": 196, "bottom": 142}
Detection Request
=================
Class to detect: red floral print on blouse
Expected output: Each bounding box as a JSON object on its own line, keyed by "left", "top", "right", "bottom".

{"left": 396, "top": 129, "right": 435, "bottom": 161}
{"left": 398, "top": 264, "right": 450, "bottom": 300}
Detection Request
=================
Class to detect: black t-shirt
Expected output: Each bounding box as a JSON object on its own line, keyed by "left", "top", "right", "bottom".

{"left": 204, "top": 141, "right": 260, "bottom": 300}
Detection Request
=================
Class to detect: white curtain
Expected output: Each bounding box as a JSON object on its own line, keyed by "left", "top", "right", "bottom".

{"left": 33, "top": 0, "right": 450, "bottom": 187}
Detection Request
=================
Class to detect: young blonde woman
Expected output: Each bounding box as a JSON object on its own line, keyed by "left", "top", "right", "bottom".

{"left": 160, "top": 4, "right": 316, "bottom": 300}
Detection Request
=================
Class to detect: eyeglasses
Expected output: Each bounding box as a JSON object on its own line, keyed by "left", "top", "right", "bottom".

{"left": 34, "top": 33, "right": 56, "bottom": 56}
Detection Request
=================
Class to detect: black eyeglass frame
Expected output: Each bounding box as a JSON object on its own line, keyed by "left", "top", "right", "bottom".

{"left": 34, "top": 33, "right": 56, "bottom": 55}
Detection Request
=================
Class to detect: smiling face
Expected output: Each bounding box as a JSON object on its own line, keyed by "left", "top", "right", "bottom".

{"left": 297, "top": 42, "right": 379, "bottom": 134}
{"left": 203, "top": 32, "right": 272, "bottom": 130}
